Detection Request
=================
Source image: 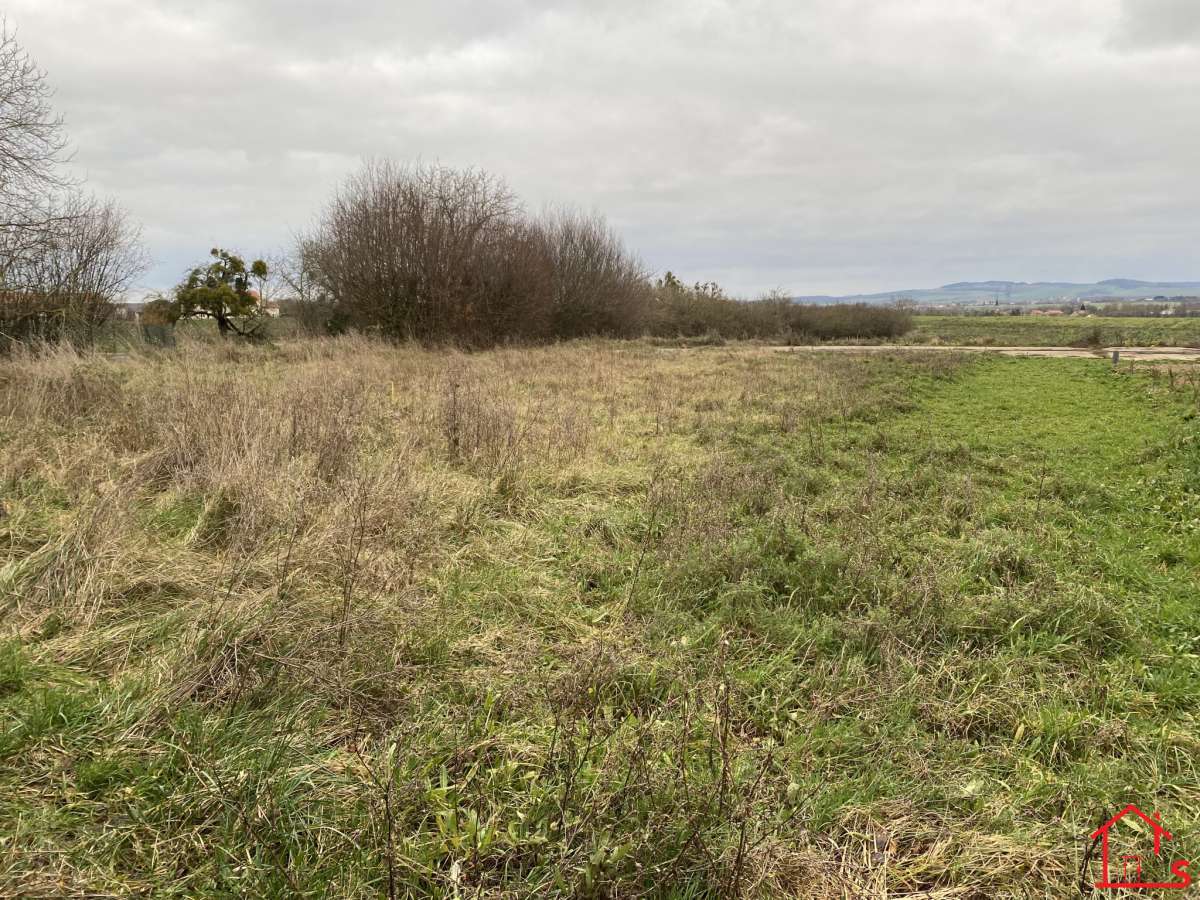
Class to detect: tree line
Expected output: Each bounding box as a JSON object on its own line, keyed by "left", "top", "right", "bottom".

{"left": 282, "top": 160, "right": 649, "bottom": 344}
{"left": 0, "top": 26, "right": 145, "bottom": 350}
{"left": 0, "top": 26, "right": 910, "bottom": 351}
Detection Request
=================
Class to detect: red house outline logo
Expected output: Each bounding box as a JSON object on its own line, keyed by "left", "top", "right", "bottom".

{"left": 1089, "top": 804, "right": 1191, "bottom": 890}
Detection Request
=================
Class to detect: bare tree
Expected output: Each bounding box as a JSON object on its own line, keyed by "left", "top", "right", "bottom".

{"left": 0, "top": 25, "right": 147, "bottom": 350}
{"left": 538, "top": 207, "right": 648, "bottom": 338}
{"left": 1, "top": 195, "right": 146, "bottom": 347}
{"left": 0, "top": 22, "right": 70, "bottom": 237}
{"left": 301, "top": 160, "right": 650, "bottom": 344}
{"left": 0, "top": 21, "right": 76, "bottom": 305}
{"left": 303, "top": 160, "right": 531, "bottom": 342}
{"left": 271, "top": 241, "right": 339, "bottom": 334}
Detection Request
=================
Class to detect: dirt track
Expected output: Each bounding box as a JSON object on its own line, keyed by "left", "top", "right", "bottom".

{"left": 775, "top": 345, "right": 1200, "bottom": 361}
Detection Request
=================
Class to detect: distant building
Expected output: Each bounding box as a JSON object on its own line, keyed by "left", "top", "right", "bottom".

{"left": 113, "top": 302, "right": 146, "bottom": 321}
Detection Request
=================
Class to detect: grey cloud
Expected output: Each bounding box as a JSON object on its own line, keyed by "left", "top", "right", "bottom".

{"left": 1112, "top": 0, "right": 1200, "bottom": 49}
{"left": 7, "top": 0, "right": 1200, "bottom": 296}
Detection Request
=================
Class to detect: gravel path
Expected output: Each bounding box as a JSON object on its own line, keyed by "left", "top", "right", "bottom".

{"left": 775, "top": 345, "right": 1200, "bottom": 361}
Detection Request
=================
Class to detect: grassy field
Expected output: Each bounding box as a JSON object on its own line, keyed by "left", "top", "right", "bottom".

{"left": 904, "top": 314, "right": 1200, "bottom": 348}
{"left": 1, "top": 339, "right": 1198, "bottom": 897}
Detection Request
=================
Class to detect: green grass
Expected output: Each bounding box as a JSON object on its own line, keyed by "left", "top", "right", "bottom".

{"left": 1, "top": 340, "right": 1198, "bottom": 896}
{"left": 905, "top": 314, "right": 1200, "bottom": 347}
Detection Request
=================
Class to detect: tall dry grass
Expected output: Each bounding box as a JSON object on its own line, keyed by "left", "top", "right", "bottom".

{"left": 4, "top": 337, "right": 1100, "bottom": 897}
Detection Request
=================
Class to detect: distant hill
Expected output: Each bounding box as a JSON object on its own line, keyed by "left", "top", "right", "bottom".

{"left": 796, "top": 279, "right": 1200, "bottom": 305}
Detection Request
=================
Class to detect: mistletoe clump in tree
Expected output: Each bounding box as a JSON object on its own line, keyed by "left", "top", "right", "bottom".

{"left": 173, "top": 248, "right": 268, "bottom": 337}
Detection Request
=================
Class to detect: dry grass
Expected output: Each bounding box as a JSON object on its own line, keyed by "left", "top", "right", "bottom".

{"left": 1, "top": 336, "right": 1196, "bottom": 897}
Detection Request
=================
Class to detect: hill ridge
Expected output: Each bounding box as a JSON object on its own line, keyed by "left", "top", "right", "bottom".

{"left": 796, "top": 278, "right": 1200, "bottom": 305}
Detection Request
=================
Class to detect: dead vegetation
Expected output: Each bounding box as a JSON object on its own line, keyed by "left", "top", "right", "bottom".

{"left": 1, "top": 338, "right": 1196, "bottom": 897}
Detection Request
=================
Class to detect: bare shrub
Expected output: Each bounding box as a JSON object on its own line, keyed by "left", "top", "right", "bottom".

{"left": 1070, "top": 324, "right": 1107, "bottom": 349}
{"left": 296, "top": 161, "right": 908, "bottom": 348}
{"left": 440, "top": 371, "right": 525, "bottom": 469}
{"left": 538, "top": 207, "right": 648, "bottom": 338}
{"left": 647, "top": 276, "right": 791, "bottom": 339}
{"left": 786, "top": 303, "right": 913, "bottom": 341}
{"left": 0, "top": 195, "right": 146, "bottom": 349}
{"left": 646, "top": 276, "right": 914, "bottom": 343}
{"left": 300, "top": 161, "right": 649, "bottom": 345}
{"left": 301, "top": 161, "right": 528, "bottom": 343}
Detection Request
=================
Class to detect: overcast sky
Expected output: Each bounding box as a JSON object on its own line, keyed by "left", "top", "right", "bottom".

{"left": 8, "top": 0, "right": 1200, "bottom": 296}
